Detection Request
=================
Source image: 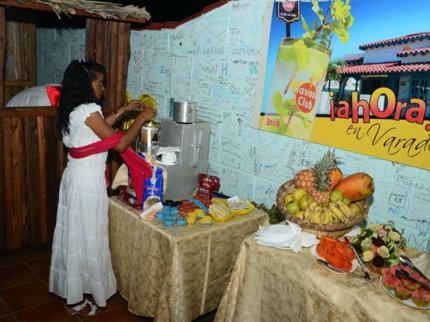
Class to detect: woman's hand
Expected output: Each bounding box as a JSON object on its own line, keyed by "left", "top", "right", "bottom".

{"left": 122, "top": 100, "right": 143, "bottom": 112}
{"left": 138, "top": 107, "right": 157, "bottom": 122}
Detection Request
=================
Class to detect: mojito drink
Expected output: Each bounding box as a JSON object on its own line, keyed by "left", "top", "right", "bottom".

{"left": 261, "top": 38, "right": 331, "bottom": 140}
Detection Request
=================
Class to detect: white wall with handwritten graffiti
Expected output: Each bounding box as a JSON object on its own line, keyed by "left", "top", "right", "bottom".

{"left": 35, "top": 0, "right": 429, "bottom": 252}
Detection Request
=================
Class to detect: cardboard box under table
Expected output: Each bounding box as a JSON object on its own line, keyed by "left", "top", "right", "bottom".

{"left": 108, "top": 196, "right": 269, "bottom": 321}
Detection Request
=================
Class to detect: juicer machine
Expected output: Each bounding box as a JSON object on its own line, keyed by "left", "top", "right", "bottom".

{"left": 140, "top": 117, "right": 211, "bottom": 201}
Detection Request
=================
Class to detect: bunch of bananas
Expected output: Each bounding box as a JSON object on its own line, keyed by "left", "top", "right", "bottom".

{"left": 298, "top": 200, "right": 360, "bottom": 225}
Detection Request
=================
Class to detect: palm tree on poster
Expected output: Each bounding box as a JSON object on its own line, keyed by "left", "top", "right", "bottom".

{"left": 326, "top": 58, "right": 345, "bottom": 92}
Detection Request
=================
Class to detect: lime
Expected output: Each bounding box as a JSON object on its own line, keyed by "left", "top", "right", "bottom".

{"left": 292, "top": 188, "right": 307, "bottom": 201}
{"left": 329, "top": 189, "right": 343, "bottom": 203}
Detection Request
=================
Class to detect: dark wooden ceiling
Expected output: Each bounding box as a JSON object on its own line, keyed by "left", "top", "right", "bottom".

{"left": 124, "top": 0, "right": 221, "bottom": 23}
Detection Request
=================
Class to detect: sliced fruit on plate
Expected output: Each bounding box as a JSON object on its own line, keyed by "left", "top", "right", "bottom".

{"left": 316, "top": 236, "right": 355, "bottom": 271}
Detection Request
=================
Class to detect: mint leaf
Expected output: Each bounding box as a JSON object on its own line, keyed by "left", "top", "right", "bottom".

{"left": 301, "top": 16, "right": 312, "bottom": 32}
{"left": 329, "top": 20, "right": 350, "bottom": 44}
{"left": 301, "top": 0, "right": 354, "bottom": 48}
{"left": 311, "top": 1, "right": 325, "bottom": 23}
{"left": 273, "top": 91, "right": 287, "bottom": 115}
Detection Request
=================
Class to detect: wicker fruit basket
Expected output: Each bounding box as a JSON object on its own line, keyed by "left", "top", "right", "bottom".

{"left": 276, "top": 180, "right": 369, "bottom": 238}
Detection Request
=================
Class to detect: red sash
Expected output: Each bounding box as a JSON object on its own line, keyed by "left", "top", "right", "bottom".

{"left": 68, "top": 131, "right": 152, "bottom": 202}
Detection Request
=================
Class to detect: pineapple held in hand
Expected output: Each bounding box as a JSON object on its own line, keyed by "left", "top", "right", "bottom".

{"left": 293, "top": 150, "right": 343, "bottom": 204}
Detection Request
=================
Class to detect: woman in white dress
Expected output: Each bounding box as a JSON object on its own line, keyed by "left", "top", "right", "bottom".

{"left": 49, "top": 59, "right": 156, "bottom": 317}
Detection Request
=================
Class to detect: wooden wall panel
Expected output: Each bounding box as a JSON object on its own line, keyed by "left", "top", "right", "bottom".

{"left": 23, "top": 117, "right": 36, "bottom": 244}
{"left": 0, "top": 6, "right": 5, "bottom": 109}
{"left": 0, "top": 109, "right": 66, "bottom": 252}
{"left": 0, "top": 7, "right": 6, "bottom": 252}
{"left": 3, "top": 118, "right": 14, "bottom": 249}
{"left": 12, "top": 116, "right": 22, "bottom": 248}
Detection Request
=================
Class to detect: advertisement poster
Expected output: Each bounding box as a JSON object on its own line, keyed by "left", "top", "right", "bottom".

{"left": 251, "top": 0, "right": 430, "bottom": 170}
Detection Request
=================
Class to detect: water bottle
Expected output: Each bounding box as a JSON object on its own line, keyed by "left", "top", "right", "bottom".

{"left": 169, "top": 98, "right": 175, "bottom": 117}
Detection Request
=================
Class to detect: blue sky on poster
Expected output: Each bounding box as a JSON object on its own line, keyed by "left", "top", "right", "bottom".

{"left": 278, "top": 0, "right": 430, "bottom": 60}
{"left": 260, "top": 0, "right": 430, "bottom": 113}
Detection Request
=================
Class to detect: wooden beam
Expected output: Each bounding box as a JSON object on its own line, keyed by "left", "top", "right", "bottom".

{"left": 4, "top": 80, "right": 34, "bottom": 86}
{"left": 0, "top": 0, "right": 148, "bottom": 24}
{"left": 0, "top": 107, "right": 58, "bottom": 117}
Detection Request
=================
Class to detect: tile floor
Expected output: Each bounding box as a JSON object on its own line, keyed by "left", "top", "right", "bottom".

{"left": 0, "top": 244, "right": 216, "bottom": 322}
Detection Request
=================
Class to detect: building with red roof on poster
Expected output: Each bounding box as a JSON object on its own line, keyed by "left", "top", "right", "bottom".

{"left": 335, "top": 32, "right": 430, "bottom": 116}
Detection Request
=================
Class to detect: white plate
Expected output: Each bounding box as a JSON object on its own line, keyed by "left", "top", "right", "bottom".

{"left": 260, "top": 225, "right": 290, "bottom": 242}
{"left": 310, "top": 242, "right": 358, "bottom": 274}
{"left": 379, "top": 277, "right": 430, "bottom": 310}
{"left": 256, "top": 238, "right": 291, "bottom": 250}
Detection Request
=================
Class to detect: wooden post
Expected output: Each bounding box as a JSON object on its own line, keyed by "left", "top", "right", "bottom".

{"left": 85, "top": 18, "right": 131, "bottom": 195}
{"left": 0, "top": 6, "right": 5, "bottom": 109}
{"left": 0, "top": 6, "right": 6, "bottom": 251}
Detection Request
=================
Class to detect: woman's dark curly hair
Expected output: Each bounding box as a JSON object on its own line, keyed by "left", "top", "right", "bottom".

{"left": 57, "top": 59, "right": 106, "bottom": 135}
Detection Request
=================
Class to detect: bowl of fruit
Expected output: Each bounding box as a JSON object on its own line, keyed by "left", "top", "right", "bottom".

{"left": 276, "top": 150, "right": 373, "bottom": 238}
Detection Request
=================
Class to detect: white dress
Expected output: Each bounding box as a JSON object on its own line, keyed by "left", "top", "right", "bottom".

{"left": 49, "top": 103, "right": 117, "bottom": 307}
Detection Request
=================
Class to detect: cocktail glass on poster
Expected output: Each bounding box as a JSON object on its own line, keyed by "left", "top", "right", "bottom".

{"left": 260, "top": 38, "right": 331, "bottom": 140}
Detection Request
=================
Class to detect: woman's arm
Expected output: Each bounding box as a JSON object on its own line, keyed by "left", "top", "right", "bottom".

{"left": 85, "top": 107, "right": 157, "bottom": 152}
{"left": 104, "top": 100, "right": 144, "bottom": 126}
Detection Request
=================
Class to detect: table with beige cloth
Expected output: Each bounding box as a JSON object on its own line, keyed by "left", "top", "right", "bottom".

{"left": 107, "top": 196, "right": 270, "bottom": 322}
{"left": 215, "top": 234, "right": 430, "bottom": 322}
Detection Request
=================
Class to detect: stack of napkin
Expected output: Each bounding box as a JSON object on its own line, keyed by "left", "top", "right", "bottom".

{"left": 255, "top": 221, "right": 318, "bottom": 253}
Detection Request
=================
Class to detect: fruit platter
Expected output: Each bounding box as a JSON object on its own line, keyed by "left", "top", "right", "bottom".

{"left": 380, "top": 265, "right": 430, "bottom": 309}
{"left": 276, "top": 150, "right": 373, "bottom": 237}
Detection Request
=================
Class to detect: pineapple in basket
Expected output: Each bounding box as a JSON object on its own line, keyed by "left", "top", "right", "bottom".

{"left": 294, "top": 150, "right": 343, "bottom": 204}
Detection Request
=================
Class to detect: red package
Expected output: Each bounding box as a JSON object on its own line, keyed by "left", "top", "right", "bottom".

{"left": 196, "top": 174, "right": 220, "bottom": 200}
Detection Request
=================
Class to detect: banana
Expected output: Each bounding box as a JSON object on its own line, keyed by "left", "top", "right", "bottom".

{"left": 310, "top": 205, "right": 322, "bottom": 224}
{"left": 336, "top": 200, "right": 354, "bottom": 220}
{"left": 321, "top": 206, "right": 332, "bottom": 225}
{"left": 303, "top": 202, "right": 318, "bottom": 222}
{"left": 330, "top": 209, "right": 340, "bottom": 223}
{"left": 328, "top": 202, "right": 348, "bottom": 223}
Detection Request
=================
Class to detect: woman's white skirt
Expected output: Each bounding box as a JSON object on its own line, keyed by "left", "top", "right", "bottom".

{"left": 49, "top": 162, "right": 117, "bottom": 307}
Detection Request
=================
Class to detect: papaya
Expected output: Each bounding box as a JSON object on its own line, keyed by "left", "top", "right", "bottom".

{"left": 329, "top": 168, "right": 343, "bottom": 190}
{"left": 334, "top": 172, "right": 375, "bottom": 202}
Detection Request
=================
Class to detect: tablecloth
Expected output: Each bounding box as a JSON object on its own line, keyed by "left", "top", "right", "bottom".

{"left": 108, "top": 197, "right": 270, "bottom": 322}
{"left": 215, "top": 234, "right": 430, "bottom": 322}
